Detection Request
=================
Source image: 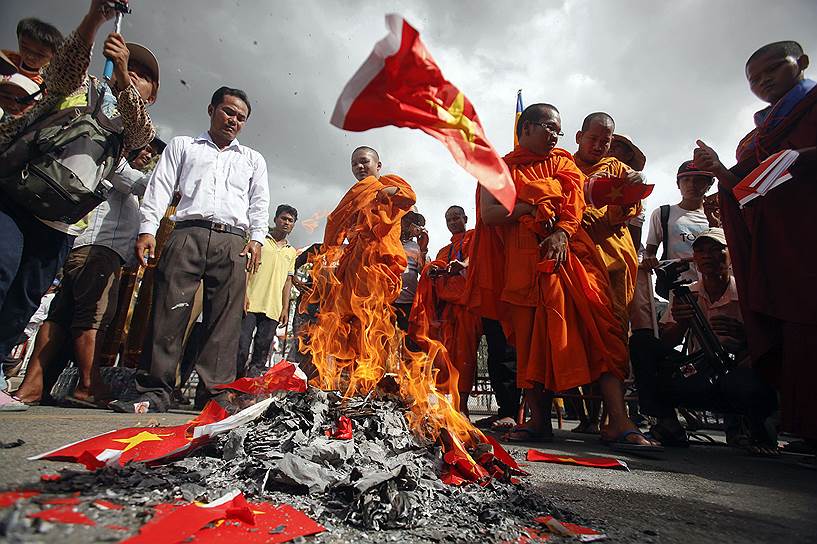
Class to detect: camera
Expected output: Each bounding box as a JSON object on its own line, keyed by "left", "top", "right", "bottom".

{"left": 654, "top": 260, "right": 691, "bottom": 294}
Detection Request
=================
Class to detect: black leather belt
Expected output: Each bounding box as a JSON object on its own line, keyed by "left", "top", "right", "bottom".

{"left": 176, "top": 220, "right": 247, "bottom": 238}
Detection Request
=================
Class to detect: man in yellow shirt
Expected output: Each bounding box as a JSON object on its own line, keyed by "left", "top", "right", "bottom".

{"left": 236, "top": 204, "right": 298, "bottom": 377}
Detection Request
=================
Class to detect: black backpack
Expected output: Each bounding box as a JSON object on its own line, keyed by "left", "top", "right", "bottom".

{"left": 654, "top": 204, "right": 672, "bottom": 299}
{"left": 0, "top": 83, "right": 123, "bottom": 224}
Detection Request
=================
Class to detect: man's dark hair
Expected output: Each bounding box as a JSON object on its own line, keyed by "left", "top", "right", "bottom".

{"left": 275, "top": 204, "right": 298, "bottom": 220}
{"left": 581, "top": 112, "right": 615, "bottom": 132}
{"left": 447, "top": 205, "right": 466, "bottom": 215}
{"left": 747, "top": 41, "right": 804, "bottom": 65}
{"left": 516, "top": 103, "right": 559, "bottom": 138}
{"left": 16, "top": 18, "right": 63, "bottom": 53}
{"left": 353, "top": 146, "right": 380, "bottom": 162}
{"left": 210, "top": 86, "right": 252, "bottom": 116}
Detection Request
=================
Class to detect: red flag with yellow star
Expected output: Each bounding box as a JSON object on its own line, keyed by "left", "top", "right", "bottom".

{"left": 584, "top": 176, "right": 654, "bottom": 208}
{"left": 331, "top": 14, "right": 516, "bottom": 211}
{"left": 28, "top": 399, "right": 277, "bottom": 470}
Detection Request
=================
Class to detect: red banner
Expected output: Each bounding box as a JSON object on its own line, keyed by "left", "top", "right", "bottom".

{"left": 331, "top": 14, "right": 516, "bottom": 211}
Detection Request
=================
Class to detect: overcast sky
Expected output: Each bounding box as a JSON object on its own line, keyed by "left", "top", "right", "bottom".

{"left": 3, "top": 1, "right": 816, "bottom": 251}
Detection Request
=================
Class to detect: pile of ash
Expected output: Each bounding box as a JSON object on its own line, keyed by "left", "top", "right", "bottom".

{"left": 2, "top": 389, "right": 591, "bottom": 543}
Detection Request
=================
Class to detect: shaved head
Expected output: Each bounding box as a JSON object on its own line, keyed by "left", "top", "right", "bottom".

{"left": 747, "top": 41, "right": 804, "bottom": 66}
{"left": 581, "top": 112, "right": 615, "bottom": 132}
{"left": 351, "top": 146, "right": 381, "bottom": 181}
{"left": 445, "top": 205, "right": 467, "bottom": 235}
{"left": 516, "top": 103, "right": 559, "bottom": 139}
{"left": 352, "top": 145, "right": 379, "bottom": 162}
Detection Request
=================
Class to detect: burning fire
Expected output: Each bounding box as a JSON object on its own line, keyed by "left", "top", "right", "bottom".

{"left": 300, "top": 196, "right": 483, "bottom": 450}
{"left": 300, "top": 210, "right": 330, "bottom": 234}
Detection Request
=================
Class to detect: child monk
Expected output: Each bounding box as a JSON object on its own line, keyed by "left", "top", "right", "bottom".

{"left": 695, "top": 41, "right": 817, "bottom": 449}
{"left": 303, "top": 146, "right": 416, "bottom": 395}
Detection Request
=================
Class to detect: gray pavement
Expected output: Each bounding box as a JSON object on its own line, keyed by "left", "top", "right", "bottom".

{"left": 1, "top": 407, "right": 816, "bottom": 543}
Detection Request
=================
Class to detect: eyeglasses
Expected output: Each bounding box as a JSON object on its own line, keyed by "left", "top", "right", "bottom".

{"left": 534, "top": 122, "right": 564, "bottom": 137}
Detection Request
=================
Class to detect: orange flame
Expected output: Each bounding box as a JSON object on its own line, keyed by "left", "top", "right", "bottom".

{"left": 300, "top": 179, "right": 484, "bottom": 447}
{"left": 300, "top": 210, "right": 330, "bottom": 234}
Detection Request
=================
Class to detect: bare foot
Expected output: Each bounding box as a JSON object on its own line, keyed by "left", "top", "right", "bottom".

{"left": 10, "top": 387, "right": 42, "bottom": 405}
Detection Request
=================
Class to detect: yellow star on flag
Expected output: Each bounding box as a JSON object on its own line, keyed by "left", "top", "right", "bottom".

{"left": 606, "top": 185, "right": 624, "bottom": 202}
{"left": 112, "top": 431, "right": 174, "bottom": 453}
{"left": 427, "top": 92, "right": 477, "bottom": 150}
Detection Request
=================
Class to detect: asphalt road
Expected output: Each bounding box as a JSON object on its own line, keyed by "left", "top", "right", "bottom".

{"left": 1, "top": 407, "right": 815, "bottom": 543}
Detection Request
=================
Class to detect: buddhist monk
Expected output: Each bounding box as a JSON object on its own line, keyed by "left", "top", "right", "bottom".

{"left": 694, "top": 41, "right": 817, "bottom": 451}
{"left": 475, "top": 103, "right": 658, "bottom": 450}
{"left": 409, "top": 205, "right": 481, "bottom": 414}
{"left": 303, "top": 146, "right": 416, "bottom": 395}
{"left": 569, "top": 112, "right": 644, "bottom": 434}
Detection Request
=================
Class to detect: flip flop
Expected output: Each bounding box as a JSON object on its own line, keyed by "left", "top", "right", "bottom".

{"left": 474, "top": 415, "right": 500, "bottom": 429}
{"left": 605, "top": 430, "right": 664, "bottom": 454}
{"left": 490, "top": 416, "right": 517, "bottom": 430}
{"left": 504, "top": 426, "right": 554, "bottom": 444}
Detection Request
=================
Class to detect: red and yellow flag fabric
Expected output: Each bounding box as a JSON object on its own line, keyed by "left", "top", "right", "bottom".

{"left": 331, "top": 14, "right": 515, "bottom": 211}
{"left": 526, "top": 449, "right": 629, "bottom": 471}
{"left": 584, "top": 176, "right": 654, "bottom": 208}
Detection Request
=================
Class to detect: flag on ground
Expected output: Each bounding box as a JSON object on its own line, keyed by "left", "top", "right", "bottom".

{"left": 526, "top": 449, "right": 629, "bottom": 471}
{"left": 331, "top": 14, "right": 516, "bottom": 211}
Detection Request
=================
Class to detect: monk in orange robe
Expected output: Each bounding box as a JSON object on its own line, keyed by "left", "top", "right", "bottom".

{"left": 410, "top": 205, "right": 482, "bottom": 414}
{"left": 569, "top": 113, "right": 644, "bottom": 433}
{"left": 302, "top": 146, "right": 416, "bottom": 395}
{"left": 474, "top": 104, "right": 658, "bottom": 449}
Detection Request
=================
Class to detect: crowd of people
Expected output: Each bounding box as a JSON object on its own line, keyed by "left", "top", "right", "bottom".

{"left": 0, "top": 0, "right": 814, "bottom": 465}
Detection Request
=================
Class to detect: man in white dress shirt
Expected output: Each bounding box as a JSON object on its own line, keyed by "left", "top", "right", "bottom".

{"left": 111, "top": 87, "right": 269, "bottom": 413}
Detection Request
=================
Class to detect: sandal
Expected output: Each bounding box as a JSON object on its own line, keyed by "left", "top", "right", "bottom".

{"left": 490, "top": 416, "right": 517, "bottom": 431}
{"left": 474, "top": 415, "right": 501, "bottom": 429}
{"left": 504, "top": 425, "right": 554, "bottom": 443}
{"left": 604, "top": 429, "right": 665, "bottom": 454}
{"left": 648, "top": 423, "right": 689, "bottom": 448}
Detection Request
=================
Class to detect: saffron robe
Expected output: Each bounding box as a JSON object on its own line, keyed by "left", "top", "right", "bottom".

{"left": 468, "top": 146, "right": 628, "bottom": 392}
{"left": 575, "top": 156, "right": 641, "bottom": 335}
{"left": 410, "top": 230, "right": 482, "bottom": 393}
{"left": 720, "top": 85, "right": 817, "bottom": 439}
{"left": 304, "top": 174, "right": 416, "bottom": 393}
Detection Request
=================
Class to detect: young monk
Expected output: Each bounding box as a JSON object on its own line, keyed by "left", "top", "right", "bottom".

{"left": 694, "top": 41, "right": 817, "bottom": 450}
{"left": 410, "top": 205, "right": 482, "bottom": 414}
{"left": 570, "top": 112, "right": 644, "bottom": 433}
{"left": 303, "top": 146, "right": 416, "bottom": 394}
{"left": 475, "top": 103, "right": 659, "bottom": 450}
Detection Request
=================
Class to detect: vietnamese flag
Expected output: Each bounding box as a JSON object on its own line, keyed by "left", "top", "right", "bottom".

{"left": 584, "top": 176, "right": 654, "bottom": 208}
{"left": 29, "top": 399, "right": 275, "bottom": 469}
{"left": 331, "top": 14, "right": 516, "bottom": 211}
{"left": 214, "top": 360, "right": 307, "bottom": 396}
{"left": 526, "top": 449, "right": 629, "bottom": 471}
